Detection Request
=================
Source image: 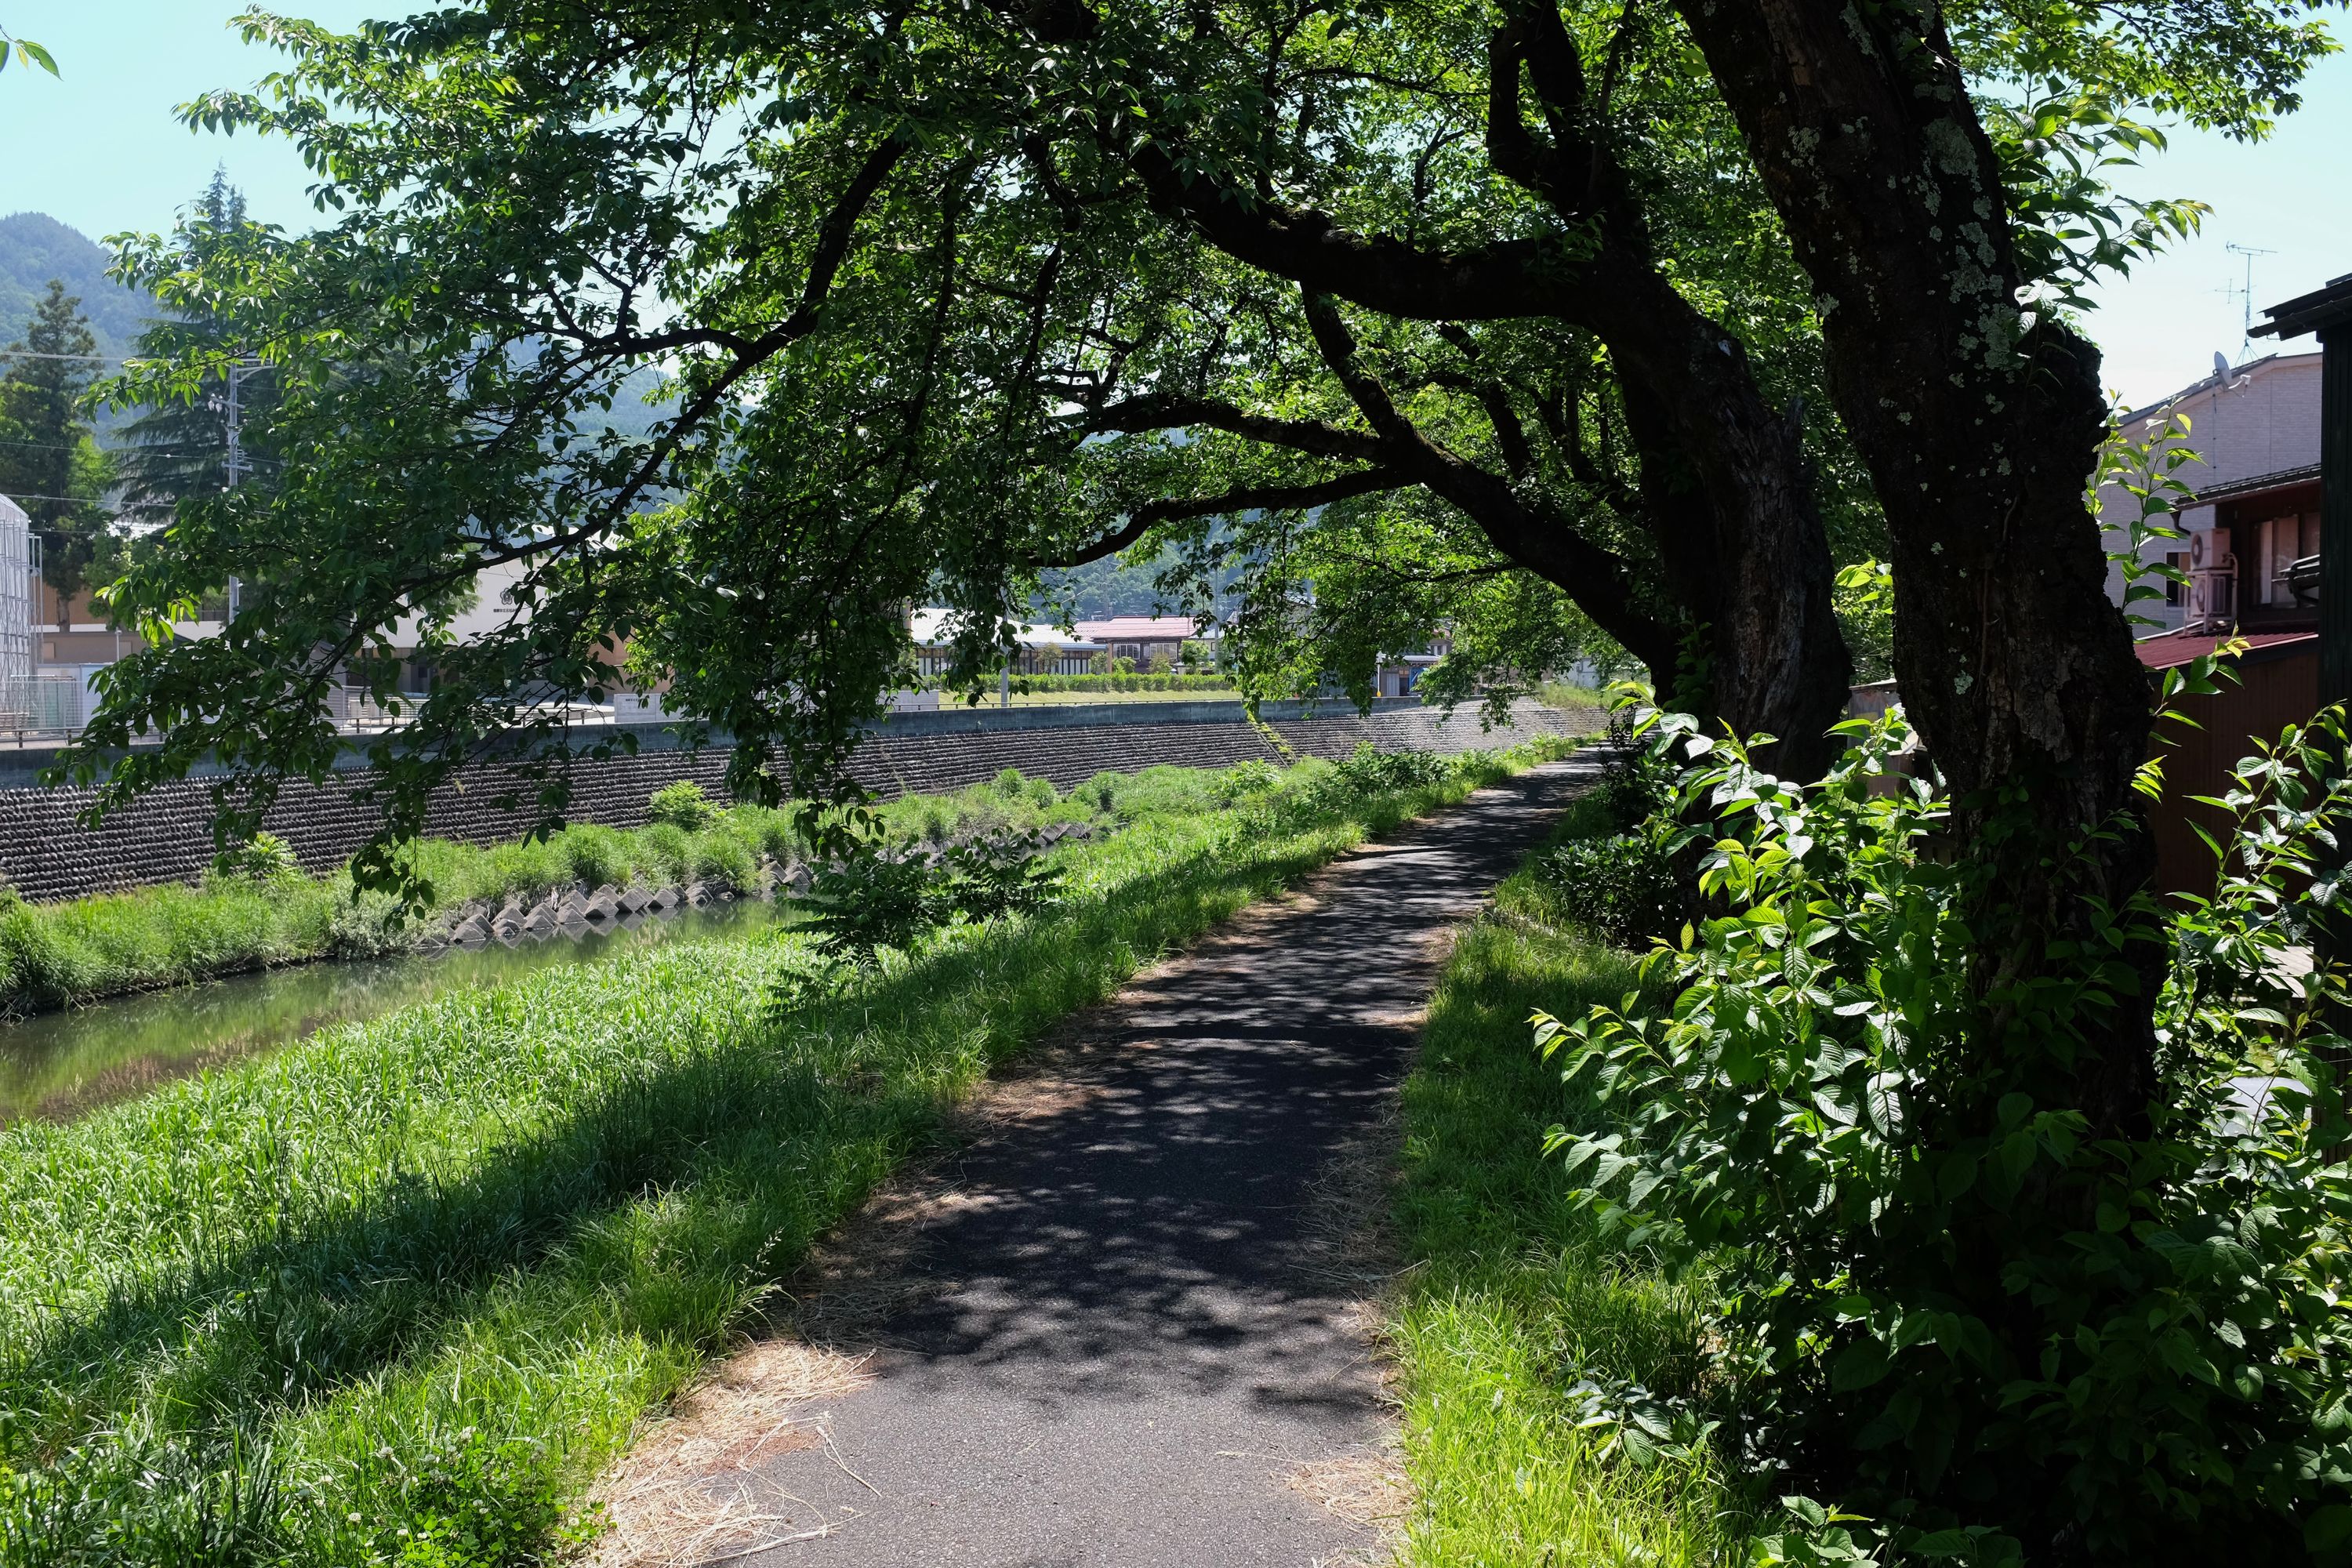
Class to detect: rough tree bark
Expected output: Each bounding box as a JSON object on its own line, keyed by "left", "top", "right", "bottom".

{"left": 1672, "top": 0, "right": 2161, "bottom": 1124}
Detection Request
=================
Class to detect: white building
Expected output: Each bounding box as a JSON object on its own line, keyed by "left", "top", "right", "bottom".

{"left": 908, "top": 608, "right": 1103, "bottom": 677}
{"left": 2100, "top": 350, "right": 2322, "bottom": 633}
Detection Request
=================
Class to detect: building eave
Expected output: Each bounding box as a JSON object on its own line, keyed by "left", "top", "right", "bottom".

{"left": 2192, "top": 462, "right": 2324, "bottom": 507}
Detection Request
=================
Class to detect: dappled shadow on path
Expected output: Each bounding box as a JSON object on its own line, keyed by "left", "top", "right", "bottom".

{"left": 728, "top": 758, "right": 1607, "bottom": 1567}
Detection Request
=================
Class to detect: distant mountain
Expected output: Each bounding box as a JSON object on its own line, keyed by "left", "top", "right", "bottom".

{"left": 0, "top": 212, "right": 154, "bottom": 365}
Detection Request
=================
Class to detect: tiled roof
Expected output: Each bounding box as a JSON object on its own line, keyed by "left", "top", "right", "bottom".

{"left": 2194, "top": 463, "right": 2321, "bottom": 505}
{"left": 1071, "top": 617, "right": 1214, "bottom": 641}
{"left": 908, "top": 608, "right": 1102, "bottom": 651}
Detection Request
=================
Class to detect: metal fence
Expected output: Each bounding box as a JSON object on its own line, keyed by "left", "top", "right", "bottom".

{"left": 916, "top": 652, "right": 1096, "bottom": 677}
{"left": 0, "top": 673, "right": 97, "bottom": 739}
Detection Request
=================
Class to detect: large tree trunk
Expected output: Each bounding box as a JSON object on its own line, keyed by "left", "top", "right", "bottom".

{"left": 1671, "top": 0, "right": 2149, "bottom": 848}
{"left": 1670, "top": 20, "right": 2166, "bottom": 1546}
{"left": 1669, "top": 0, "right": 2148, "bottom": 812}
{"left": 1672, "top": 0, "right": 2158, "bottom": 1091}
{"left": 1664, "top": 5, "right": 2169, "bottom": 1538}
{"left": 1601, "top": 267, "right": 1852, "bottom": 779}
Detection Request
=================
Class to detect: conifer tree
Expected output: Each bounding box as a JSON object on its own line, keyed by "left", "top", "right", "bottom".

{"left": 0, "top": 280, "right": 114, "bottom": 611}
{"left": 114, "top": 171, "right": 279, "bottom": 534}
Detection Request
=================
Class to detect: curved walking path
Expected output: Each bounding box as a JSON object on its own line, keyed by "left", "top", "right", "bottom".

{"left": 610, "top": 757, "right": 1604, "bottom": 1567}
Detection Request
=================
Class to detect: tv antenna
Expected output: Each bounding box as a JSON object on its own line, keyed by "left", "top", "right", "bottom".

{"left": 2221, "top": 242, "right": 2278, "bottom": 357}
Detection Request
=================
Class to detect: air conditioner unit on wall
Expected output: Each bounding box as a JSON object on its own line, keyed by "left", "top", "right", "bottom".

{"left": 2187, "top": 571, "right": 2234, "bottom": 626}
{"left": 2182, "top": 527, "right": 2236, "bottom": 630}
{"left": 2188, "top": 527, "right": 2231, "bottom": 573}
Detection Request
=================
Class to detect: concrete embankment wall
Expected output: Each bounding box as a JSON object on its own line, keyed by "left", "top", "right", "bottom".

{"left": 0, "top": 699, "right": 1598, "bottom": 902}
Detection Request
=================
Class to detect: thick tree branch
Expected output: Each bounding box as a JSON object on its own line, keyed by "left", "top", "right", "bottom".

{"left": 1298, "top": 292, "right": 1413, "bottom": 442}
{"left": 1081, "top": 393, "right": 1385, "bottom": 463}
{"left": 1033, "top": 467, "right": 1412, "bottom": 568}
{"left": 1297, "top": 292, "right": 1674, "bottom": 670}
{"left": 1126, "top": 142, "right": 1576, "bottom": 323}
{"left": 1432, "top": 329, "right": 1536, "bottom": 479}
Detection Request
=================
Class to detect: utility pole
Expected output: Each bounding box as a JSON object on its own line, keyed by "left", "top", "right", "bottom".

{"left": 222, "top": 358, "right": 267, "bottom": 623}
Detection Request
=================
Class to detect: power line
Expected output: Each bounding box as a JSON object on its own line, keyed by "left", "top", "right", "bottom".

{"left": 0, "top": 437, "right": 230, "bottom": 457}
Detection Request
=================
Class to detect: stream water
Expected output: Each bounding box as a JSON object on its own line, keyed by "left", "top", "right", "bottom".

{"left": 0, "top": 900, "right": 786, "bottom": 1125}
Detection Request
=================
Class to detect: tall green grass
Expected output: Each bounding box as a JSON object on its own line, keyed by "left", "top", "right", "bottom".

{"left": 0, "top": 742, "right": 1574, "bottom": 1565}
{"left": 1388, "top": 789, "right": 1748, "bottom": 1566}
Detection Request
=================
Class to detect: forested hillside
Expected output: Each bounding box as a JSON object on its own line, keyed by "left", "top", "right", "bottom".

{"left": 0, "top": 212, "right": 151, "bottom": 364}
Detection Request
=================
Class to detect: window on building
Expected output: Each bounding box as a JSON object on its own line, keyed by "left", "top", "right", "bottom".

{"left": 2259, "top": 513, "right": 2323, "bottom": 606}
{"left": 2165, "top": 551, "right": 2189, "bottom": 605}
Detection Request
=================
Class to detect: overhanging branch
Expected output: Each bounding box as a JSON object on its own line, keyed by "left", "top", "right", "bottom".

{"left": 1033, "top": 466, "right": 1412, "bottom": 568}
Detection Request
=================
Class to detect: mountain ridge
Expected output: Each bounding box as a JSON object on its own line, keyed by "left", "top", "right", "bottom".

{"left": 0, "top": 212, "right": 154, "bottom": 365}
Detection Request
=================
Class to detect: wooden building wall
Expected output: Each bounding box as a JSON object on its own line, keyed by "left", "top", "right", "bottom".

{"left": 2148, "top": 643, "right": 2319, "bottom": 896}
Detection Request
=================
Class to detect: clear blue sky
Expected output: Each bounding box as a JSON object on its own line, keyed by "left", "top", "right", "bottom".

{"left": 1, "top": 3, "right": 379, "bottom": 238}
{"left": 1, "top": 2, "right": 2345, "bottom": 408}
{"left": 2078, "top": 48, "right": 2352, "bottom": 408}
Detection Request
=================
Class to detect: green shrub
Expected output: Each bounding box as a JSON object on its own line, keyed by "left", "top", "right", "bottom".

{"left": 209, "top": 831, "right": 302, "bottom": 884}
{"left": 552, "top": 824, "right": 629, "bottom": 890}
{"left": 647, "top": 780, "right": 717, "bottom": 832}
{"left": 989, "top": 768, "right": 1055, "bottom": 808}
{"left": 1539, "top": 705, "right": 2352, "bottom": 1561}
{"left": 324, "top": 886, "right": 408, "bottom": 959}
{"left": 803, "top": 853, "right": 935, "bottom": 966}
{"left": 1528, "top": 830, "right": 1682, "bottom": 946}
{"left": 1077, "top": 772, "right": 1126, "bottom": 815}
{"left": 690, "top": 833, "right": 757, "bottom": 893}
{"left": 1589, "top": 750, "right": 1676, "bottom": 833}
{"left": 939, "top": 833, "right": 1064, "bottom": 922}
{"left": 1333, "top": 741, "right": 1453, "bottom": 794}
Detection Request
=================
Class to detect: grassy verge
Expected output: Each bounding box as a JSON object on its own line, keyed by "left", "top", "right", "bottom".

{"left": 0, "top": 740, "right": 1576, "bottom": 1564}
{"left": 1388, "top": 786, "right": 1748, "bottom": 1566}
{"left": 0, "top": 761, "right": 1247, "bottom": 1017}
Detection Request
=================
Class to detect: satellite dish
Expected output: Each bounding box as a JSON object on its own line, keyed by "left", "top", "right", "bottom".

{"left": 2214, "top": 350, "right": 2231, "bottom": 379}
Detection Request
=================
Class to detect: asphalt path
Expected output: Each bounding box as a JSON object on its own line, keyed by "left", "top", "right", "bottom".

{"left": 718, "top": 756, "right": 1606, "bottom": 1566}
